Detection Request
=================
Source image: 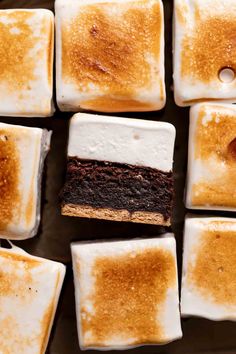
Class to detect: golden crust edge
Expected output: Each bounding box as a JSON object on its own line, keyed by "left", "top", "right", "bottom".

{"left": 61, "top": 204, "right": 170, "bottom": 226}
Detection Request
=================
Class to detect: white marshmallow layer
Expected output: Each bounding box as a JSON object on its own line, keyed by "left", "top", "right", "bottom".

{"left": 68, "top": 113, "right": 175, "bottom": 171}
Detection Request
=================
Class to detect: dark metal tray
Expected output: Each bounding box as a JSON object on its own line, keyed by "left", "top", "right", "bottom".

{"left": 1, "top": 0, "right": 235, "bottom": 353}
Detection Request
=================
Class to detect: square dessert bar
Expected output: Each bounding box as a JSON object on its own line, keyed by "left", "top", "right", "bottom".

{"left": 186, "top": 103, "right": 236, "bottom": 211}
{"left": 0, "top": 245, "right": 65, "bottom": 354}
{"left": 55, "top": 0, "right": 165, "bottom": 112}
{"left": 173, "top": 0, "right": 236, "bottom": 106}
{"left": 0, "top": 123, "right": 51, "bottom": 240}
{"left": 181, "top": 216, "right": 236, "bottom": 321}
{"left": 61, "top": 113, "right": 176, "bottom": 226}
{"left": 71, "top": 236, "right": 182, "bottom": 350}
{"left": 0, "top": 9, "right": 54, "bottom": 117}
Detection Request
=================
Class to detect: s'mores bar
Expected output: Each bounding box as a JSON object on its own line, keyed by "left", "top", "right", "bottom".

{"left": 71, "top": 236, "right": 182, "bottom": 350}
{"left": 0, "top": 123, "right": 51, "bottom": 240}
{"left": 173, "top": 0, "right": 236, "bottom": 106}
{"left": 55, "top": 0, "right": 165, "bottom": 112}
{"left": 61, "top": 113, "right": 175, "bottom": 226}
{"left": 181, "top": 216, "right": 236, "bottom": 321}
{"left": 0, "top": 9, "right": 54, "bottom": 117}
{"left": 0, "top": 244, "right": 65, "bottom": 354}
{"left": 186, "top": 103, "right": 236, "bottom": 211}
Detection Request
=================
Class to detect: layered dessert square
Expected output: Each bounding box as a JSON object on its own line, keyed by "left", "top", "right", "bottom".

{"left": 0, "top": 244, "right": 65, "bottom": 354}
{"left": 55, "top": 0, "right": 165, "bottom": 112}
{"left": 60, "top": 113, "right": 175, "bottom": 226}
{"left": 0, "top": 9, "right": 54, "bottom": 117}
{"left": 173, "top": 0, "right": 236, "bottom": 106}
{"left": 71, "top": 235, "right": 182, "bottom": 350}
{"left": 181, "top": 215, "right": 236, "bottom": 321}
{"left": 0, "top": 123, "right": 51, "bottom": 239}
{"left": 186, "top": 103, "right": 236, "bottom": 211}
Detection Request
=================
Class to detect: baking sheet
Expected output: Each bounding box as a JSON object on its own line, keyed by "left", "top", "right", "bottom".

{"left": 0, "top": 0, "right": 236, "bottom": 353}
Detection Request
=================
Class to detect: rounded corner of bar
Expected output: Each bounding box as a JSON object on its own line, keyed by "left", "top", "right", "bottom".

{"left": 0, "top": 229, "right": 37, "bottom": 241}
{"left": 61, "top": 204, "right": 69, "bottom": 216}
{"left": 147, "top": 92, "right": 166, "bottom": 112}
{"left": 180, "top": 308, "right": 192, "bottom": 319}
{"left": 173, "top": 91, "right": 186, "bottom": 107}
{"left": 70, "top": 241, "right": 78, "bottom": 254}
{"left": 168, "top": 332, "right": 183, "bottom": 344}
{"left": 58, "top": 263, "right": 67, "bottom": 278}
{"left": 40, "top": 106, "right": 55, "bottom": 118}
{"left": 56, "top": 99, "right": 82, "bottom": 113}
{"left": 43, "top": 8, "right": 55, "bottom": 19}
{"left": 184, "top": 197, "right": 193, "bottom": 210}
{"left": 78, "top": 341, "right": 94, "bottom": 352}
{"left": 165, "top": 121, "right": 176, "bottom": 136}
{"left": 163, "top": 218, "right": 171, "bottom": 227}
{"left": 154, "top": 99, "right": 166, "bottom": 112}
{"left": 56, "top": 101, "right": 69, "bottom": 112}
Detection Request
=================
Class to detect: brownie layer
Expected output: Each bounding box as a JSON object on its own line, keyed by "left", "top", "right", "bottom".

{"left": 61, "top": 158, "right": 174, "bottom": 221}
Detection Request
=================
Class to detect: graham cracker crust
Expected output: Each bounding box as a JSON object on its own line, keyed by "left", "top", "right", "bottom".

{"left": 61, "top": 204, "right": 170, "bottom": 226}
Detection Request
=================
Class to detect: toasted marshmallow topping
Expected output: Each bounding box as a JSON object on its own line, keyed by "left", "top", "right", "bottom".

{"left": 0, "top": 244, "right": 65, "bottom": 354}
{"left": 186, "top": 103, "right": 236, "bottom": 211}
{"left": 174, "top": 0, "right": 236, "bottom": 106}
{"left": 68, "top": 113, "right": 175, "bottom": 171}
{"left": 181, "top": 215, "right": 236, "bottom": 321}
{"left": 0, "top": 123, "right": 51, "bottom": 239}
{"left": 56, "top": 0, "right": 165, "bottom": 112}
{"left": 0, "top": 9, "right": 54, "bottom": 117}
{"left": 71, "top": 236, "right": 182, "bottom": 350}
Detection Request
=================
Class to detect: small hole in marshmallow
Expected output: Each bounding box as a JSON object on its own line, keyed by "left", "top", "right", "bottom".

{"left": 218, "top": 67, "right": 235, "bottom": 83}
